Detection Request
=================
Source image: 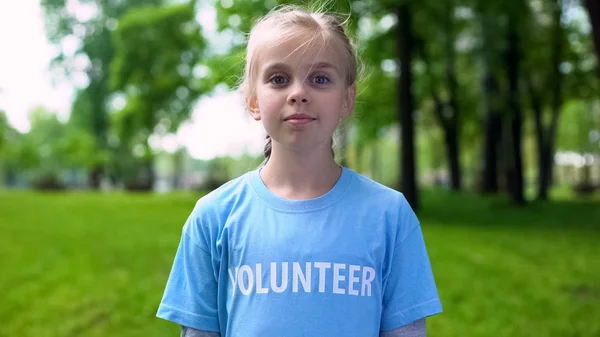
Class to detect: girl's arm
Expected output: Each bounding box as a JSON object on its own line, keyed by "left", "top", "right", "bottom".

{"left": 181, "top": 318, "right": 425, "bottom": 337}
{"left": 181, "top": 326, "right": 220, "bottom": 337}
{"left": 380, "top": 318, "right": 425, "bottom": 337}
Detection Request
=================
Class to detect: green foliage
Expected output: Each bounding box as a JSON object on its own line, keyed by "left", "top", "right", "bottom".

{"left": 31, "top": 0, "right": 599, "bottom": 195}
{"left": 197, "top": 48, "right": 246, "bottom": 91}
{"left": 0, "top": 110, "right": 12, "bottom": 156}
{"left": 109, "top": 2, "right": 204, "bottom": 147}
{"left": 40, "top": 0, "right": 170, "bottom": 186}
{"left": 0, "top": 107, "right": 111, "bottom": 187}
{"left": 557, "top": 100, "right": 600, "bottom": 153}
{"left": 0, "top": 111, "right": 22, "bottom": 185}
{"left": 201, "top": 156, "right": 233, "bottom": 191}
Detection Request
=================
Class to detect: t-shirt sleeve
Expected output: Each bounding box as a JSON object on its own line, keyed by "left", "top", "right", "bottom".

{"left": 156, "top": 216, "right": 220, "bottom": 332}
{"left": 380, "top": 196, "right": 442, "bottom": 331}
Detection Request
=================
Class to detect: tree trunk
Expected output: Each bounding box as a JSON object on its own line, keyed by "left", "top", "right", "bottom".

{"left": 416, "top": 3, "right": 461, "bottom": 192}
{"left": 87, "top": 78, "right": 109, "bottom": 190}
{"left": 444, "top": 123, "right": 461, "bottom": 190}
{"left": 172, "top": 149, "right": 185, "bottom": 190}
{"left": 527, "top": 77, "right": 553, "bottom": 201}
{"left": 581, "top": 163, "right": 592, "bottom": 185}
{"left": 505, "top": 24, "right": 525, "bottom": 205}
{"left": 543, "top": 1, "right": 564, "bottom": 199}
{"left": 445, "top": 32, "right": 461, "bottom": 190}
{"left": 355, "top": 144, "right": 364, "bottom": 173}
{"left": 525, "top": 75, "right": 544, "bottom": 198}
{"left": 397, "top": 3, "right": 418, "bottom": 210}
{"left": 527, "top": 1, "right": 563, "bottom": 201}
{"left": 538, "top": 143, "right": 553, "bottom": 199}
{"left": 443, "top": 0, "right": 462, "bottom": 191}
{"left": 142, "top": 158, "right": 155, "bottom": 191}
{"left": 478, "top": 10, "right": 502, "bottom": 194}
{"left": 584, "top": 0, "right": 600, "bottom": 77}
{"left": 481, "top": 70, "right": 502, "bottom": 193}
{"left": 371, "top": 139, "right": 379, "bottom": 182}
{"left": 89, "top": 166, "right": 102, "bottom": 190}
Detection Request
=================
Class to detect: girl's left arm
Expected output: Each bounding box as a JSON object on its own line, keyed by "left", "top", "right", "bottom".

{"left": 380, "top": 318, "right": 425, "bottom": 337}
{"left": 181, "top": 326, "right": 220, "bottom": 337}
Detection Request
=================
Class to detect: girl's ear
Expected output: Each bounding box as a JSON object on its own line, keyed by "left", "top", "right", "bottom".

{"left": 341, "top": 83, "right": 357, "bottom": 118}
{"left": 247, "top": 96, "right": 261, "bottom": 121}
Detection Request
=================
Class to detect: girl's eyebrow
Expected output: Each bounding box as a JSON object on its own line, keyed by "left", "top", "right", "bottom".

{"left": 263, "top": 62, "right": 291, "bottom": 73}
{"left": 310, "top": 62, "right": 339, "bottom": 74}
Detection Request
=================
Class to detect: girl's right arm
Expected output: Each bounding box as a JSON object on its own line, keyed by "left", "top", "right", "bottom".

{"left": 380, "top": 318, "right": 425, "bottom": 337}
{"left": 181, "top": 326, "right": 220, "bottom": 337}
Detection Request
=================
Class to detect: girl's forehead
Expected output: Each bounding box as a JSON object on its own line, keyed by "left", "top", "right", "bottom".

{"left": 255, "top": 35, "right": 343, "bottom": 72}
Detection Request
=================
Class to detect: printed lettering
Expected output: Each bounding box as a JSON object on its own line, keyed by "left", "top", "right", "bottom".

{"left": 255, "top": 263, "right": 269, "bottom": 294}
{"left": 292, "top": 262, "right": 311, "bottom": 293}
{"left": 361, "top": 267, "right": 375, "bottom": 297}
{"left": 228, "top": 261, "right": 376, "bottom": 297}
{"left": 333, "top": 263, "right": 346, "bottom": 295}
{"left": 237, "top": 265, "right": 254, "bottom": 295}
{"left": 348, "top": 265, "right": 361, "bottom": 296}
{"left": 228, "top": 267, "right": 239, "bottom": 289}
{"left": 314, "top": 262, "right": 331, "bottom": 293}
{"left": 270, "top": 262, "right": 288, "bottom": 293}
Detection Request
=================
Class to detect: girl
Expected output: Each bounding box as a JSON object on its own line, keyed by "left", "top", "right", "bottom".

{"left": 157, "top": 5, "right": 442, "bottom": 337}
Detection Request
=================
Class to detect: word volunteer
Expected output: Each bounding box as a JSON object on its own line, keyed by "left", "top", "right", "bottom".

{"left": 228, "top": 261, "right": 377, "bottom": 297}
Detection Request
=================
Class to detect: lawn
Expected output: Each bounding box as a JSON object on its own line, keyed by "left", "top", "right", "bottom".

{"left": 1, "top": 188, "right": 599, "bottom": 337}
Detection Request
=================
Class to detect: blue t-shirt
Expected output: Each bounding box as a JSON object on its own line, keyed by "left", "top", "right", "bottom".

{"left": 157, "top": 167, "right": 442, "bottom": 336}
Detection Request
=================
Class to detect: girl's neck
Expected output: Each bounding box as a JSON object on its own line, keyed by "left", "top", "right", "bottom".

{"left": 260, "top": 142, "right": 342, "bottom": 200}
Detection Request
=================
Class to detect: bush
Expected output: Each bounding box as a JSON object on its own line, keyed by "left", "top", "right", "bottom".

{"left": 572, "top": 183, "right": 597, "bottom": 196}
{"left": 124, "top": 179, "right": 153, "bottom": 192}
{"left": 32, "top": 173, "right": 66, "bottom": 191}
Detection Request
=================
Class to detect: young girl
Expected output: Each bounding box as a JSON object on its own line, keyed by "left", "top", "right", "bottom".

{"left": 157, "top": 5, "right": 442, "bottom": 337}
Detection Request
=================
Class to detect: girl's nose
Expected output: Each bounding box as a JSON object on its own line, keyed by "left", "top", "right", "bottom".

{"left": 287, "top": 83, "right": 310, "bottom": 104}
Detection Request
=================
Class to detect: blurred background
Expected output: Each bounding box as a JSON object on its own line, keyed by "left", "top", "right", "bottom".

{"left": 0, "top": 0, "right": 599, "bottom": 336}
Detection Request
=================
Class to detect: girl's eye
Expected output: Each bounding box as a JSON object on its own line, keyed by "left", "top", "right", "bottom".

{"left": 270, "top": 76, "right": 288, "bottom": 85}
{"left": 313, "top": 76, "right": 330, "bottom": 85}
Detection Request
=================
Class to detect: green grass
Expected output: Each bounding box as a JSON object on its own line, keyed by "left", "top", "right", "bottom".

{"left": 1, "top": 189, "right": 599, "bottom": 336}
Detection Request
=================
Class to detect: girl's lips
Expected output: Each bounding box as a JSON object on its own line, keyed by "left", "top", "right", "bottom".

{"left": 284, "top": 113, "right": 316, "bottom": 126}
{"left": 285, "top": 118, "right": 315, "bottom": 126}
{"left": 285, "top": 113, "right": 315, "bottom": 120}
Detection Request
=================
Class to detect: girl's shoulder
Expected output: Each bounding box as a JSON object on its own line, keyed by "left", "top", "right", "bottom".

{"left": 344, "top": 168, "right": 410, "bottom": 206}
{"left": 343, "top": 168, "right": 419, "bottom": 241}
{"left": 181, "top": 171, "right": 255, "bottom": 248}
{"left": 192, "top": 172, "right": 253, "bottom": 215}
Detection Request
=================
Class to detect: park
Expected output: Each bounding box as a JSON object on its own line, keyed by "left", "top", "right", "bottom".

{"left": 1, "top": 0, "right": 599, "bottom": 336}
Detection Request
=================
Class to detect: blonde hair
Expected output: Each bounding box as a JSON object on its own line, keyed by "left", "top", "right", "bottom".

{"left": 240, "top": 5, "right": 359, "bottom": 163}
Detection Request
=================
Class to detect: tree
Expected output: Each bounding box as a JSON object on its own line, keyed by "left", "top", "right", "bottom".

{"left": 396, "top": 2, "right": 419, "bottom": 209}
{"left": 523, "top": 0, "right": 566, "bottom": 200}
{"left": 473, "top": 1, "right": 506, "bottom": 194}
{"left": 109, "top": 3, "right": 204, "bottom": 190}
{"left": 0, "top": 110, "right": 19, "bottom": 186}
{"left": 0, "top": 110, "right": 9, "bottom": 157}
{"left": 415, "top": 0, "right": 464, "bottom": 191}
{"left": 557, "top": 100, "right": 600, "bottom": 188}
{"left": 584, "top": 0, "right": 600, "bottom": 75}
{"left": 504, "top": 13, "right": 526, "bottom": 206}
{"left": 41, "top": 0, "right": 166, "bottom": 189}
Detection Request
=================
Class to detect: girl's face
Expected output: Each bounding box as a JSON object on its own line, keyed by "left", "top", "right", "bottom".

{"left": 247, "top": 34, "right": 356, "bottom": 156}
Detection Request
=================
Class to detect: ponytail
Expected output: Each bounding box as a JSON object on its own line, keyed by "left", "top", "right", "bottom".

{"left": 263, "top": 135, "right": 273, "bottom": 164}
